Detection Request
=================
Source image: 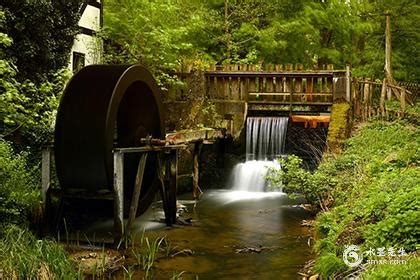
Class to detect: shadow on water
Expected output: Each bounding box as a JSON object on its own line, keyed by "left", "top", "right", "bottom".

{"left": 136, "top": 190, "right": 314, "bottom": 279}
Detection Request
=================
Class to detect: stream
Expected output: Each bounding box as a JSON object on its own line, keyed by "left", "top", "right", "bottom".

{"left": 133, "top": 189, "right": 313, "bottom": 279}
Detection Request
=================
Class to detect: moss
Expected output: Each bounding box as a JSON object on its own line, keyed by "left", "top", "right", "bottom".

{"left": 327, "top": 102, "right": 351, "bottom": 153}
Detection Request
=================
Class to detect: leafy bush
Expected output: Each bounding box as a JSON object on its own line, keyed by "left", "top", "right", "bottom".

{"left": 267, "top": 155, "right": 337, "bottom": 210}
{"left": 0, "top": 225, "right": 80, "bottom": 279}
{"left": 0, "top": 140, "right": 39, "bottom": 227}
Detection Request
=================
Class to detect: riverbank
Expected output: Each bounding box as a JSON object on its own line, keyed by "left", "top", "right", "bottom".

{"left": 272, "top": 117, "right": 419, "bottom": 278}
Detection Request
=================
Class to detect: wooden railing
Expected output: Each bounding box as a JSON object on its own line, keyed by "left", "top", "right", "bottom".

{"left": 206, "top": 70, "right": 336, "bottom": 105}
{"left": 352, "top": 78, "right": 415, "bottom": 120}
{"left": 174, "top": 64, "right": 347, "bottom": 106}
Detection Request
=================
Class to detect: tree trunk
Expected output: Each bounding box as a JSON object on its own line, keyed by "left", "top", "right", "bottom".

{"left": 385, "top": 12, "right": 393, "bottom": 83}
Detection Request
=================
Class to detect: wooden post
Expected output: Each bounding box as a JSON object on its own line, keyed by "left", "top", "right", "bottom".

{"left": 193, "top": 141, "right": 203, "bottom": 199}
{"left": 345, "top": 65, "right": 351, "bottom": 102}
{"left": 363, "top": 80, "right": 370, "bottom": 121}
{"left": 125, "top": 153, "right": 148, "bottom": 237}
{"left": 353, "top": 78, "right": 360, "bottom": 117}
{"left": 400, "top": 88, "right": 406, "bottom": 117}
{"left": 41, "top": 147, "right": 51, "bottom": 204}
{"left": 167, "top": 150, "right": 178, "bottom": 225}
{"left": 380, "top": 78, "right": 387, "bottom": 116}
{"left": 113, "top": 151, "right": 124, "bottom": 246}
{"left": 157, "top": 153, "right": 169, "bottom": 223}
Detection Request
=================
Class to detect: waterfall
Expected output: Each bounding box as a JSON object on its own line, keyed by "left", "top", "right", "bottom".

{"left": 231, "top": 117, "right": 288, "bottom": 192}
{"left": 246, "top": 117, "right": 288, "bottom": 161}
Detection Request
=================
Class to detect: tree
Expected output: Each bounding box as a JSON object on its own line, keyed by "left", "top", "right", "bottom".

{"left": 1, "top": 0, "right": 83, "bottom": 83}
{"left": 0, "top": 9, "right": 71, "bottom": 151}
{"left": 103, "top": 0, "right": 419, "bottom": 82}
{"left": 103, "top": 0, "right": 216, "bottom": 89}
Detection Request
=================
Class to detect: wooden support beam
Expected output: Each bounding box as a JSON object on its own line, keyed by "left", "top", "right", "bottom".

{"left": 161, "top": 150, "right": 178, "bottom": 226}
{"left": 113, "top": 151, "right": 124, "bottom": 246}
{"left": 168, "top": 150, "right": 178, "bottom": 225}
{"left": 125, "top": 153, "right": 148, "bottom": 237}
{"left": 157, "top": 154, "right": 168, "bottom": 223}
{"left": 193, "top": 141, "right": 203, "bottom": 199}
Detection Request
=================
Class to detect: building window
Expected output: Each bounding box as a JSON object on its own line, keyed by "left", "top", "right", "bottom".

{"left": 72, "top": 52, "right": 85, "bottom": 73}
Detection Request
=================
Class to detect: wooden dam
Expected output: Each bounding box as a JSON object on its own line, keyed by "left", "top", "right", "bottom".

{"left": 169, "top": 64, "right": 351, "bottom": 135}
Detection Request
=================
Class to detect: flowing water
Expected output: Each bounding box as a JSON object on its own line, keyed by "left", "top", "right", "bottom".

{"left": 85, "top": 116, "right": 313, "bottom": 278}
{"left": 246, "top": 117, "right": 288, "bottom": 161}
{"left": 234, "top": 116, "right": 288, "bottom": 193}
{"left": 230, "top": 160, "right": 280, "bottom": 192}
{"left": 134, "top": 191, "right": 313, "bottom": 279}
{"left": 133, "top": 116, "right": 313, "bottom": 278}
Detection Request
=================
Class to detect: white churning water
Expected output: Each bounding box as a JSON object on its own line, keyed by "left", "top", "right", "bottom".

{"left": 231, "top": 117, "right": 289, "bottom": 193}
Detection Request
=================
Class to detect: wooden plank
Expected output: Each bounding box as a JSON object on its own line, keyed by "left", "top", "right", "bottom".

{"left": 125, "top": 153, "right": 148, "bottom": 236}
{"left": 248, "top": 71, "right": 257, "bottom": 101}
{"left": 113, "top": 151, "right": 124, "bottom": 246}
{"left": 248, "top": 101, "right": 333, "bottom": 106}
{"left": 41, "top": 147, "right": 51, "bottom": 204}
{"left": 306, "top": 77, "right": 314, "bottom": 102}
{"left": 231, "top": 74, "right": 240, "bottom": 101}
{"left": 114, "top": 145, "right": 187, "bottom": 154}
{"left": 295, "top": 77, "right": 302, "bottom": 93}
{"left": 284, "top": 76, "right": 291, "bottom": 103}
{"left": 205, "top": 72, "right": 335, "bottom": 78}
{"left": 218, "top": 77, "right": 225, "bottom": 99}
{"left": 248, "top": 92, "right": 333, "bottom": 96}
{"left": 209, "top": 99, "right": 246, "bottom": 103}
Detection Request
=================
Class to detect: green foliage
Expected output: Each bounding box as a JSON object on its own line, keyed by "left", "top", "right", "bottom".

{"left": 0, "top": 140, "right": 39, "bottom": 226}
{"left": 314, "top": 253, "right": 347, "bottom": 278}
{"left": 363, "top": 186, "right": 420, "bottom": 251}
{"left": 269, "top": 119, "right": 419, "bottom": 277}
{"left": 0, "top": 225, "right": 80, "bottom": 279}
{"left": 103, "top": 0, "right": 214, "bottom": 88}
{"left": 362, "top": 257, "right": 420, "bottom": 280}
{"left": 1, "top": 0, "right": 82, "bottom": 83}
{"left": 103, "top": 0, "right": 420, "bottom": 82}
{"left": 267, "top": 155, "right": 337, "bottom": 208}
{"left": 1, "top": 15, "right": 70, "bottom": 152}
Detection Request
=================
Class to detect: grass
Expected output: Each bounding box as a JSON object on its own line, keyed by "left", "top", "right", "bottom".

{"left": 130, "top": 233, "right": 167, "bottom": 279}
{"left": 0, "top": 225, "right": 81, "bottom": 279}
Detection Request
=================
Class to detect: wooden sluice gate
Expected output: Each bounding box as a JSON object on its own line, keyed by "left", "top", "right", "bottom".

{"left": 290, "top": 115, "right": 330, "bottom": 128}
{"left": 42, "top": 65, "right": 223, "bottom": 245}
